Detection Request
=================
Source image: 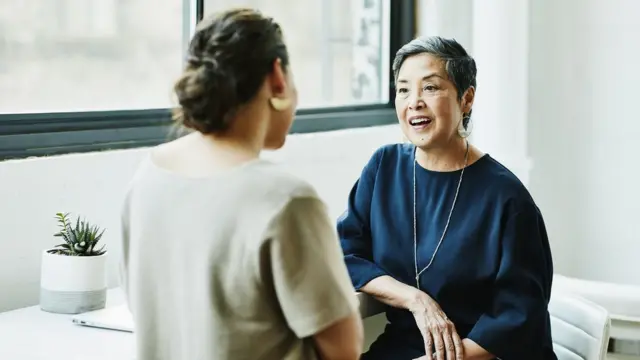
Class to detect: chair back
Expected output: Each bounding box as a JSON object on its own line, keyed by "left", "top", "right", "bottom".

{"left": 549, "top": 293, "right": 611, "bottom": 360}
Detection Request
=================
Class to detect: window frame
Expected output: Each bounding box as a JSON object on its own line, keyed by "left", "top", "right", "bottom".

{"left": 0, "top": 0, "right": 415, "bottom": 161}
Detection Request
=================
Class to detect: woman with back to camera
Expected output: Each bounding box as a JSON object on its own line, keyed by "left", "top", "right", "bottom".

{"left": 118, "top": 8, "right": 363, "bottom": 360}
{"left": 339, "top": 36, "right": 557, "bottom": 360}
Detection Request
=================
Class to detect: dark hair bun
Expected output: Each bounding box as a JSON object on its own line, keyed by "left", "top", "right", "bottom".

{"left": 174, "top": 56, "right": 237, "bottom": 133}
{"left": 172, "top": 8, "right": 289, "bottom": 134}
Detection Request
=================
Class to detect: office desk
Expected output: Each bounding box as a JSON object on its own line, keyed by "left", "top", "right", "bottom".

{"left": 0, "top": 289, "right": 383, "bottom": 360}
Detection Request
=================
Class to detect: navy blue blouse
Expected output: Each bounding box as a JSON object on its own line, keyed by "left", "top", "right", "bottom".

{"left": 338, "top": 144, "right": 557, "bottom": 360}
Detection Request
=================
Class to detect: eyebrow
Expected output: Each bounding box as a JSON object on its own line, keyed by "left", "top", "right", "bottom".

{"left": 397, "top": 73, "right": 445, "bottom": 84}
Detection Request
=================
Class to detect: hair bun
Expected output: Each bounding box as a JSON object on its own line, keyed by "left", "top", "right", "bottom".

{"left": 173, "top": 56, "right": 237, "bottom": 134}
{"left": 186, "top": 55, "right": 219, "bottom": 72}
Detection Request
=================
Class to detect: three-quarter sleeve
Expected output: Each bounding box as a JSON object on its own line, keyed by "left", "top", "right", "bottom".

{"left": 466, "top": 204, "right": 554, "bottom": 360}
{"left": 338, "top": 147, "right": 388, "bottom": 290}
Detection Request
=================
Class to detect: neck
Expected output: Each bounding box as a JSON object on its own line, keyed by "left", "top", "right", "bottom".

{"left": 203, "top": 133, "right": 262, "bottom": 159}
{"left": 415, "top": 137, "right": 469, "bottom": 171}
{"left": 205, "top": 106, "right": 269, "bottom": 159}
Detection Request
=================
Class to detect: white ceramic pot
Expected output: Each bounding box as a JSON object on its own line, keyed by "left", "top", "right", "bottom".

{"left": 40, "top": 250, "right": 108, "bottom": 314}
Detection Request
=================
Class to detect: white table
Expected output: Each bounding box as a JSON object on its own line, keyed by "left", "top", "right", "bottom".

{"left": 0, "top": 289, "right": 380, "bottom": 360}
{"left": 0, "top": 289, "right": 135, "bottom": 360}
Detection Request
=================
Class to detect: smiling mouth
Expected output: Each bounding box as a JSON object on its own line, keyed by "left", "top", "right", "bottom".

{"left": 409, "top": 117, "right": 433, "bottom": 129}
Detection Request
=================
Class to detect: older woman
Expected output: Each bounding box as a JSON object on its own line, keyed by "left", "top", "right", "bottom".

{"left": 338, "top": 36, "right": 557, "bottom": 360}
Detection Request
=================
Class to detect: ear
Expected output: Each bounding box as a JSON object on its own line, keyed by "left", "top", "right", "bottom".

{"left": 268, "top": 58, "right": 288, "bottom": 97}
{"left": 461, "top": 86, "right": 476, "bottom": 114}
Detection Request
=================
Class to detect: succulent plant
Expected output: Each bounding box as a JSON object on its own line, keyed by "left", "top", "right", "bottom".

{"left": 47, "top": 212, "right": 106, "bottom": 256}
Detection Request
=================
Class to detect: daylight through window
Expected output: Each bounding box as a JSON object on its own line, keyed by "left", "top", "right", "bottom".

{"left": 0, "top": 0, "right": 389, "bottom": 114}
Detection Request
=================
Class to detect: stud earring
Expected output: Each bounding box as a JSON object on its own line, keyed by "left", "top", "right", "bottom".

{"left": 269, "top": 97, "right": 291, "bottom": 112}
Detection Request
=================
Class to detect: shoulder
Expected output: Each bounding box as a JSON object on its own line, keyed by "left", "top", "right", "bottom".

{"left": 120, "top": 154, "right": 156, "bottom": 209}
{"left": 362, "top": 142, "right": 413, "bottom": 172}
{"left": 245, "top": 160, "right": 320, "bottom": 200}
{"left": 472, "top": 155, "right": 539, "bottom": 215}
{"left": 372, "top": 142, "right": 413, "bottom": 161}
{"left": 255, "top": 164, "right": 333, "bottom": 238}
{"left": 242, "top": 161, "right": 329, "bottom": 229}
{"left": 231, "top": 162, "right": 330, "bottom": 247}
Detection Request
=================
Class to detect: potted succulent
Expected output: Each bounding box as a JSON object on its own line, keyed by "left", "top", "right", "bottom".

{"left": 40, "top": 212, "right": 108, "bottom": 314}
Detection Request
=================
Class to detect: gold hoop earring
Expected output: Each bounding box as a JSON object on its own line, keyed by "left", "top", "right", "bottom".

{"left": 269, "top": 97, "right": 291, "bottom": 112}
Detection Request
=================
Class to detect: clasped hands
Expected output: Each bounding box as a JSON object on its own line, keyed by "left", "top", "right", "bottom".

{"left": 408, "top": 292, "right": 464, "bottom": 360}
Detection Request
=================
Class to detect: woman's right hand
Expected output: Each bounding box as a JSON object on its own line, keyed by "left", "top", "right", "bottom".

{"left": 408, "top": 291, "right": 464, "bottom": 360}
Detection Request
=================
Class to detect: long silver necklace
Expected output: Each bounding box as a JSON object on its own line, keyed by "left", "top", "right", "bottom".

{"left": 413, "top": 140, "right": 469, "bottom": 289}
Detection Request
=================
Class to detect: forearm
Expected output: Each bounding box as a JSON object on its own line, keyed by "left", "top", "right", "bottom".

{"left": 462, "top": 338, "right": 493, "bottom": 360}
{"left": 360, "top": 275, "right": 421, "bottom": 310}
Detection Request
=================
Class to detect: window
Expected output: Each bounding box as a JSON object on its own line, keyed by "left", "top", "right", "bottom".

{"left": 0, "top": 0, "right": 186, "bottom": 113}
{"left": 0, "top": 0, "right": 415, "bottom": 160}
{"left": 204, "top": 0, "right": 388, "bottom": 108}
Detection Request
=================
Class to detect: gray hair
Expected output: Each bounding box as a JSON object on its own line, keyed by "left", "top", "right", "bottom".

{"left": 392, "top": 36, "right": 477, "bottom": 129}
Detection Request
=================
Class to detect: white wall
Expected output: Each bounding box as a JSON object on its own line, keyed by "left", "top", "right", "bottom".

{"left": 2, "top": 0, "right": 640, "bottom": 314}
{"left": 527, "top": 0, "right": 640, "bottom": 285}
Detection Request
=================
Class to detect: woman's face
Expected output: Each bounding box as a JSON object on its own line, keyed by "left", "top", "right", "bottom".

{"left": 394, "top": 53, "right": 472, "bottom": 149}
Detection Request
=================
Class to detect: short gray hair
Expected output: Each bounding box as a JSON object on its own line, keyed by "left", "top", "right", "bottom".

{"left": 392, "top": 36, "right": 477, "bottom": 128}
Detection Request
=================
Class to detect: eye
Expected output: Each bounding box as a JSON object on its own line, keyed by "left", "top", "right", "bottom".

{"left": 424, "top": 85, "right": 438, "bottom": 91}
{"left": 397, "top": 88, "right": 408, "bottom": 94}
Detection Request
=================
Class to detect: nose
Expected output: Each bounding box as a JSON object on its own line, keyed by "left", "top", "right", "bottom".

{"left": 408, "top": 92, "right": 425, "bottom": 110}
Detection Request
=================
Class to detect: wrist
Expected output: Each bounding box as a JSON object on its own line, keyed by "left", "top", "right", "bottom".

{"left": 402, "top": 287, "right": 431, "bottom": 313}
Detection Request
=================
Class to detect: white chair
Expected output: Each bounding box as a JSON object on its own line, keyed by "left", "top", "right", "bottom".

{"left": 549, "top": 293, "right": 611, "bottom": 360}
{"left": 356, "top": 292, "right": 385, "bottom": 319}
{"left": 553, "top": 274, "right": 640, "bottom": 342}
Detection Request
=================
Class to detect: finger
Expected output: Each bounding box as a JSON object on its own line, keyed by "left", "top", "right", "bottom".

{"left": 436, "top": 318, "right": 457, "bottom": 360}
{"left": 452, "top": 329, "right": 464, "bottom": 360}
{"left": 442, "top": 326, "right": 457, "bottom": 360}
{"left": 424, "top": 331, "right": 434, "bottom": 360}
{"left": 432, "top": 329, "right": 446, "bottom": 360}
{"left": 429, "top": 314, "right": 454, "bottom": 360}
{"left": 414, "top": 312, "right": 433, "bottom": 360}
